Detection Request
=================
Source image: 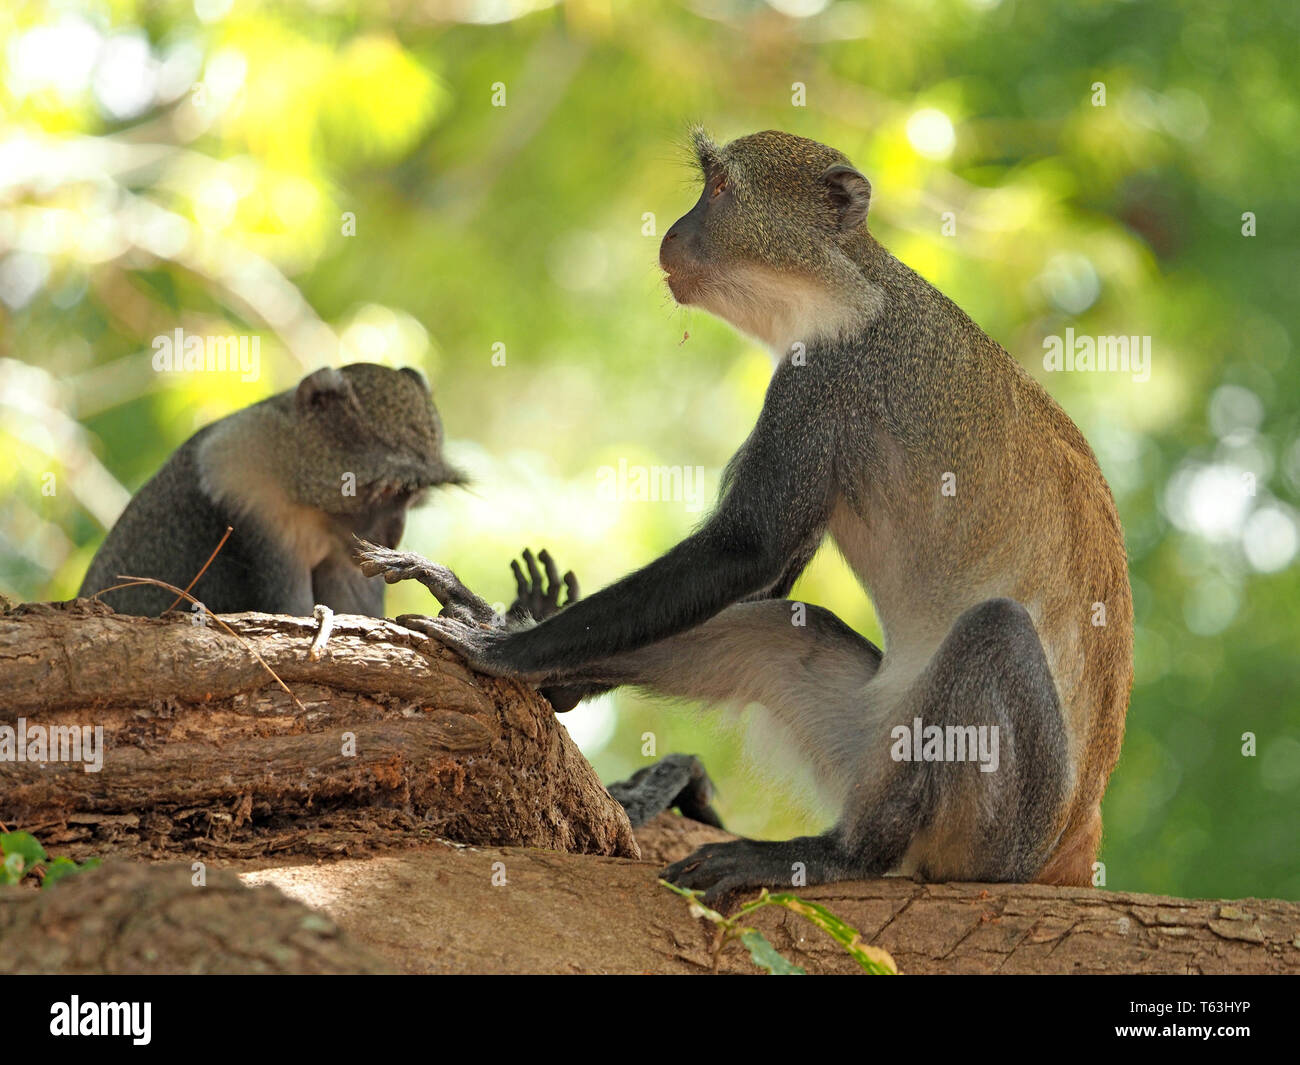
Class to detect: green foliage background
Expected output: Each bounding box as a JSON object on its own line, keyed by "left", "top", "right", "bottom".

{"left": 1, "top": 0, "right": 1296, "bottom": 899}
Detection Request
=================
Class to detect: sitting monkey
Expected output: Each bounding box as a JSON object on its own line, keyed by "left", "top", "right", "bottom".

{"left": 354, "top": 130, "right": 1134, "bottom": 903}
{"left": 79, "top": 363, "right": 572, "bottom": 622}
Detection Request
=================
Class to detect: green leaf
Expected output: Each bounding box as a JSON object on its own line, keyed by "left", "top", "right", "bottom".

{"left": 738, "top": 931, "right": 805, "bottom": 975}
{"left": 3, "top": 851, "right": 27, "bottom": 883}
{"left": 1, "top": 831, "right": 46, "bottom": 868}
{"left": 40, "top": 858, "right": 86, "bottom": 889}
{"left": 763, "top": 893, "right": 898, "bottom": 974}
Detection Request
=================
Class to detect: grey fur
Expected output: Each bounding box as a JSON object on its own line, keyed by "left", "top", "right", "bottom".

{"left": 79, "top": 363, "right": 459, "bottom": 617}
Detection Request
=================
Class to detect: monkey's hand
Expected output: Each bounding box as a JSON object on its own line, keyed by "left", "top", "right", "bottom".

{"left": 391, "top": 607, "right": 605, "bottom": 716}
{"left": 506, "top": 547, "right": 580, "bottom": 624}
{"left": 503, "top": 548, "right": 595, "bottom": 711}
{"left": 394, "top": 613, "right": 519, "bottom": 674}
{"left": 353, "top": 538, "right": 500, "bottom": 628}
{"left": 396, "top": 610, "right": 596, "bottom": 710}
{"left": 353, "top": 538, "right": 550, "bottom": 678}
{"left": 354, "top": 540, "right": 607, "bottom": 714}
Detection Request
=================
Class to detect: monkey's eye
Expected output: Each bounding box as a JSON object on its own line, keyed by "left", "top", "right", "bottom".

{"left": 710, "top": 176, "right": 727, "bottom": 200}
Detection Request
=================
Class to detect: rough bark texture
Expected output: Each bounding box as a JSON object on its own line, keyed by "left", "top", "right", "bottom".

{"left": 3, "top": 817, "right": 1296, "bottom": 974}
{"left": 3, "top": 600, "right": 1296, "bottom": 975}
{"left": 0, "top": 862, "right": 391, "bottom": 974}
{"left": 244, "top": 821, "right": 1300, "bottom": 977}
{"left": 0, "top": 599, "right": 636, "bottom": 862}
{"left": 237, "top": 817, "right": 1300, "bottom": 975}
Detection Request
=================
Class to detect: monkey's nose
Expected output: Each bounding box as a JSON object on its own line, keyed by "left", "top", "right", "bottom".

{"left": 659, "top": 228, "right": 681, "bottom": 271}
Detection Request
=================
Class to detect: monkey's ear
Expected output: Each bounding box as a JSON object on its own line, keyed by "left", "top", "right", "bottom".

{"left": 400, "top": 366, "right": 431, "bottom": 394}
{"left": 823, "top": 163, "right": 871, "bottom": 231}
{"left": 296, "top": 366, "right": 362, "bottom": 416}
{"left": 690, "top": 126, "right": 723, "bottom": 176}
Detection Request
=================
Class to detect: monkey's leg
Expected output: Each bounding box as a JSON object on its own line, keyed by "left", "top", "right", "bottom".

{"left": 856, "top": 596, "right": 1072, "bottom": 884}
{"left": 664, "top": 597, "right": 1070, "bottom": 904}
{"left": 541, "top": 600, "right": 880, "bottom": 893}
{"left": 547, "top": 598, "right": 883, "bottom": 765}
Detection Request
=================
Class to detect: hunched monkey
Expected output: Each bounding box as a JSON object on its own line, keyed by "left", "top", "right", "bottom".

{"left": 80, "top": 363, "right": 578, "bottom": 633}
{"left": 355, "top": 130, "right": 1133, "bottom": 902}
{"left": 80, "top": 364, "right": 463, "bottom": 616}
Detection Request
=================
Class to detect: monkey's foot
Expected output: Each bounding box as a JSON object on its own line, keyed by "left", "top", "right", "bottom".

{"left": 537, "top": 683, "right": 598, "bottom": 714}
{"left": 661, "top": 834, "right": 846, "bottom": 908}
{"left": 607, "top": 754, "right": 723, "bottom": 829}
{"left": 352, "top": 538, "right": 495, "bottom": 626}
{"left": 507, "top": 547, "right": 580, "bottom": 623}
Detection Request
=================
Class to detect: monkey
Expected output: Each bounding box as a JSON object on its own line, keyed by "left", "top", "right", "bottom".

{"left": 79, "top": 363, "right": 578, "bottom": 632}
{"left": 79, "top": 364, "right": 456, "bottom": 617}
{"left": 605, "top": 753, "right": 723, "bottom": 830}
{"left": 354, "top": 129, "right": 1133, "bottom": 904}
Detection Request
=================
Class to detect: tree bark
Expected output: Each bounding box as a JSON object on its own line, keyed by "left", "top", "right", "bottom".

{"left": 3, "top": 818, "right": 1296, "bottom": 974}
{"left": 239, "top": 819, "right": 1300, "bottom": 974}
{"left": 0, "top": 600, "right": 636, "bottom": 862}
{"left": 3, "top": 600, "right": 1295, "bottom": 975}
{"left": 0, "top": 862, "right": 392, "bottom": 974}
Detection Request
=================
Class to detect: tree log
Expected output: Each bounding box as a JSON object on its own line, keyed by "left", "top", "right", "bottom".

{"left": 0, "top": 600, "right": 636, "bottom": 861}
{"left": 239, "top": 822, "right": 1300, "bottom": 974}
{"left": 3, "top": 816, "right": 1296, "bottom": 974}
{"left": 3, "top": 599, "right": 1295, "bottom": 976}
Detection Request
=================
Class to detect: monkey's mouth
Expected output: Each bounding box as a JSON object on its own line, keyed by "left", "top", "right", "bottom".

{"left": 365, "top": 459, "right": 465, "bottom": 502}
{"left": 663, "top": 268, "right": 699, "bottom": 305}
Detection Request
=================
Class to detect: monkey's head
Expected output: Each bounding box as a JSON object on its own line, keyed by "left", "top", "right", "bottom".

{"left": 287, "top": 363, "right": 464, "bottom": 533}
{"left": 660, "top": 129, "right": 875, "bottom": 350}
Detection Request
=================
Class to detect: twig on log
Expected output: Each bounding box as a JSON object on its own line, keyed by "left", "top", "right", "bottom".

{"left": 309, "top": 604, "right": 334, "bottom": 661}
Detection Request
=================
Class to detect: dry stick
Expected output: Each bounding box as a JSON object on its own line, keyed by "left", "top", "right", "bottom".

{"left": 84, "top": 526, "right": 231, "bottom": 612}
{"left": 94, "top": 576, "right": 307, "bottom": 713}
{"left": 164, "top": 525, "right": 233, "bottom": 613}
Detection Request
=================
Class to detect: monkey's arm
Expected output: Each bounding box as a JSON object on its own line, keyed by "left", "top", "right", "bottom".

{"left": 357, "top": 359, "right": 837, "bottom": 679}
{"left": 741, "top": 533, "right": 822, "bottom": 602}
{"left": 541, "top": 535, "right": 815, "bottom": 710}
